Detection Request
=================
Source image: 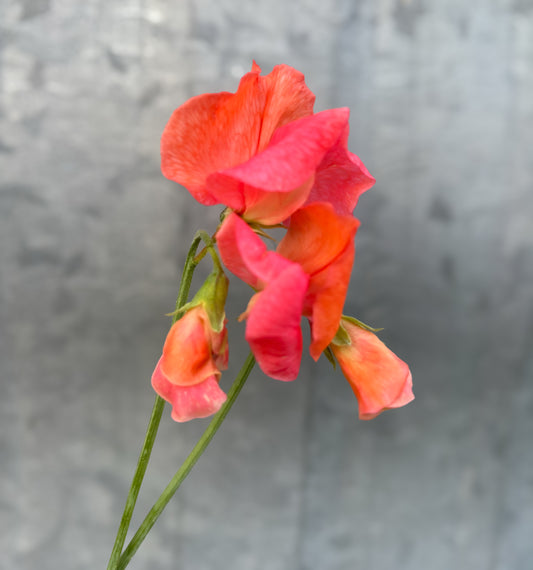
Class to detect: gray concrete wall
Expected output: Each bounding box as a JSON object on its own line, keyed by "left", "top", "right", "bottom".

{"left": 1, "top": 1, "right": 533, "bottom": 569}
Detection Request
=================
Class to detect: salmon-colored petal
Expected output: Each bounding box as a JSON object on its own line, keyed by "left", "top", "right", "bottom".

{"left": 161, "top": 86, "right": 261, "bottom": 205}
{"left": 208, "top": 109, "right": 350, "bottom": 224}
{"left": 305, "top": 124, "right": 375, "bottom": 215}
{"left": 241, "top": 175, "right": 315, "bottom": 226}
{"left": 256, "top": 63, "right": 315, "bottom": 151}
{"left": 161, "top": 63, "right": 314, "bottom": 208}
{"left": 277, "top": 202, "right": 359, "bottom": 275}
{"left": 159, "top": 306, "right": 220, "bottom": 386}
{"left": 331, "top": 320, "right": 414, "bottom": 420}
{"left": 152, "top": 359, "right": 227, "bottom": 422}
{"left": 306, "top": 240, "right": 355, "bottom": 359}
{"left": 245, "top": 265, "right": 309, "bottom": 381}
{"left": 276, "top": 202, "right": 359, "bottom": 357}
{"left": 216, "top": 213, "right": 296, "bottom": 290}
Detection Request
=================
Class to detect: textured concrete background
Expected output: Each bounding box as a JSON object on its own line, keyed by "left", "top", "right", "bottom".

{"left": 1, "top": 0, "right": 533, "bottom": 569}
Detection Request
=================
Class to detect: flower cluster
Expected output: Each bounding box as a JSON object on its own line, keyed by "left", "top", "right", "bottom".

{"left": 152, "top": 62, "right": 413, "bottom": 421}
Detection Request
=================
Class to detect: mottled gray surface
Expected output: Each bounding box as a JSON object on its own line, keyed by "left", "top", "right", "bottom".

{"left": 1, "top": 1, "right": 533, "bottom": 569}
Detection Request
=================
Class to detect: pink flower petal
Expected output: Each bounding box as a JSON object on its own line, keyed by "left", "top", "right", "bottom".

{"left": 304, "top": 124, "right": 375, "bottom": 215}
{"left": 245, "top": 264, "right": 309, "bottom": 381}
{"left": 161, "top": 63, "right": 314, "bottom": 208}
{"left": 207, "top": 109, "right": 351, "bottom": 224}
{"left": 152, "top": 357, "right": 227, "bottom": 422}
{"left": 216, "top": 213, "right": 296, "bottom": 290}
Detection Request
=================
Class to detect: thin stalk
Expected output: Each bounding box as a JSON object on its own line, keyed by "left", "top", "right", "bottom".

{"left": 107, "top": 233, "right": 206, "bottom": 569}
{"left": 115, "top": 353, "right": 256, "bottom": 570}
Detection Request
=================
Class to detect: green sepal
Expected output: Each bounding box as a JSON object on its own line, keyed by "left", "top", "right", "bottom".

{"left": 219, "top": 207, "right": 232, "bottom": 224}
{"left": 323, "top": 346, "right": 337, "bottom": 369}
{"left": 342, "top": 315, "right": 384, "bottom": 333}
{"left": 247, "top": 221, "right": 278, "bottom": 243}
{"left": 331, "top": 321, "right": 351, "bottom": 346}
{"left": 187, "top": 266, "right": 229, "bottom": 333}
{"left": 330, "top": 315, "right": 384, "bottom": 348}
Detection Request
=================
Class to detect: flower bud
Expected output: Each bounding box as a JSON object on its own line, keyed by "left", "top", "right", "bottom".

{"left": 330, "top": 317, "right": 414, "bottom": 420}
{"left": 151, "top": 267, "right": 229, "bottom": 422}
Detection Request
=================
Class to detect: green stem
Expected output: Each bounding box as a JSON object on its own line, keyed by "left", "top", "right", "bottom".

{"left": 107, "top": 233, "right": 206, "bottom": 570}
{"left": 115, "top": 352, "right": 256, "bottom": 570}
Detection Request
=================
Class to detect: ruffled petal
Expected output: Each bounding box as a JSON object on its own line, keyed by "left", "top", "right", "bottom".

{"left": 158, "top": 306, "right": 220, "bottom": 386}
{"left": 207, "top": 109, "right": 350, "bottom": 224}
{"left": 245, "top": 264, "right": 309, "bottom": 381}
{"left": 277, "top": 202, "right": 359, "bottom": 275}
{"left": 306, "top": 240, "right": 355, "bottom": 359}
{"left": 152, "top": 359, "right": 227, "bottom": 422}
{"left": 216, "top": 213, "right": 296, "bottom": 290}
{"left": 277, "top": 203, "right": 359, "bottom": 356}
{"left": 304, "top": 123, "right": 375, "bottom": 215}
{"left": 161, "top": 62, "right": 314, "bottom": 209}
{"left": 255, "top": 63, "right": 315, "bottom": 151}
{"left": 331, "top": 320, "right": 414, "bottom": 420}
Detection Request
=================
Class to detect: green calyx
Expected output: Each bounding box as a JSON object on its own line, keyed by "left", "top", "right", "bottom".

{"left": 342, "top": 315, "right": 383, "bottom": 334}
{"left": 331, "top": 321, "right": 351, "bottom": 346}
{"left": 185, "top": 267, "right": 228, "bottom": 333}
{"left": 329, "top": 315, "right": 384, "bottom": 348}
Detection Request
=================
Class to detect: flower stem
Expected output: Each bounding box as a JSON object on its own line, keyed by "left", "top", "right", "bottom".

{"left": 115, "top": 352, "right": 256, "bottom": 570}
{"left": 107, "top": 233, "right": 206, "bottom": 570}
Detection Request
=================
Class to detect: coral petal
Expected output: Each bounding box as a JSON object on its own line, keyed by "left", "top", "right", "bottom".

{"left": 277, "top": 203, "right": 359, "bottom": 356}
{"left": 152, "top": 359, "right": 227, "bottom": 422}
{"left": 331, "top": 321, "right": 414, "bottom": 420}
{"left": 278, "top": 202, "right": 359, "bottom": 275}
{"left": 161, "top": 63, "right": 315, "bottom": 212}
{"left": 305, "top": 124, "right": 375, "bottom": 215}
{"left": 256, "top": 64, "right": 315, "bottom": 151}
{"left": 217, "top": 213, "right": 296, "bottom": 289}
{"left": 159, "top": 307, "right": 220, "bottom": 386}
{"left": 245, "top": 265, "right": 309, "bottom": 381}
{"left": 307, "top": 240, "right": 355, "bottom": 359}
{"left": 208, "top": 109, "right": 350, "bottom": 224}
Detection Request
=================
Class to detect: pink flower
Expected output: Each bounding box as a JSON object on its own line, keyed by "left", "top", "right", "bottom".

{"left": 330, "top": 317, "right": 414, "bottom": 419}
{"left": 152, "top": 264, "right": 230, "bottom": 422}
{"left": 216, "top": 203, "right": 359, "bottom": 380}
{"left": 217, "top": 212, "right": 309, "bottom": 380}
{"left": 152, "top": 305, "right": 229, "bottom": 422}
{"left": 161, "top": 62, "right": 374, "bottom": 224}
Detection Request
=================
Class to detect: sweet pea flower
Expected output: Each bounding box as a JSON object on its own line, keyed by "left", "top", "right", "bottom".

{"left": 152, "top": 269, "right": 229, "bottom": 422}
{"left": 216, "top": 202, "right": 358, "bottom": 380}
{"left": 161, "top": 63, "right": 374, "bottom": 225}
{"left": 329, "top": 317, "right": 414, "bottom": 419}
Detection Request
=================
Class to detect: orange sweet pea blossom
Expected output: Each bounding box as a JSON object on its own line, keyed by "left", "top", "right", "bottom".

{"left": 216, "top": 202, "right": 358, "bottom": 380}
{"left": 151, "top": 269, "right": 229, "bottom": 422}
{"left": 161, "top": 63, "right": 374, "bottom": 225}
{"left": 329, "top": 317, "right": 414, "bottom": 419}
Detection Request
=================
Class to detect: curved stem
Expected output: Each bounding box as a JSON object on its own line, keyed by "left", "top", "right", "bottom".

{"left": 107, "top": 234, "right": 205, "bottom": 570}
{"left": 115, "top": 353, "right": 256, "bottom": 570}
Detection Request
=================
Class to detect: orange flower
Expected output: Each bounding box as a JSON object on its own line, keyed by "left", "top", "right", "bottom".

{"left": 161, "top": 62, "right": 372, "bottom": 225}
{"left": 330, "top": 318, "right": 414, "bottom": 419}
